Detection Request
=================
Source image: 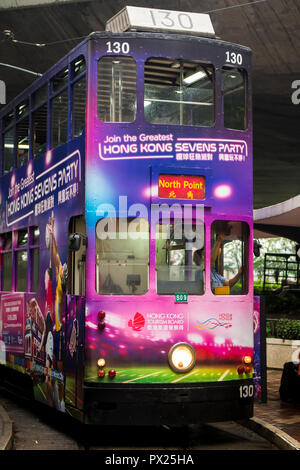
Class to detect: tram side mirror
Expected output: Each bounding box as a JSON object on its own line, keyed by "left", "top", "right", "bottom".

{"left": 253, "top": 239, "right": 262, "bottom": 257}
{"left": 69, "top": 233, "right": 88, "bottom": 251}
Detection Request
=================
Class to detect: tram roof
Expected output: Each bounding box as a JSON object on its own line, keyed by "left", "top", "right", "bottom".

{"left": 0, "top": 29, "right": 251, "bottom": 120}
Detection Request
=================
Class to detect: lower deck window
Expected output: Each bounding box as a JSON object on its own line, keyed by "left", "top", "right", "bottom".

{"left": 16, "top": 250, "right": 28, "bottom": 292}
{"left": 68, "top": 216, "right": 86, "bottom": 296}
{"left": 211, "top": 220, "right": 249, "bottom": 295}
{"left": 96, "top": 218, "right": 149, "bottom": 295}
{"left": 1, "top": 233, "right": 12, "bottom": 291}
{"left": 0, "top": 227, "right": 39, "bottom": 293}
{"left": 156, "top": 222, "right": 205, "bottom": 295}
{"left": 31, "top": 248, "right": 39, "bottom": 292}
{"left": 2, "top": 252, "right": 12, "bottom": 291}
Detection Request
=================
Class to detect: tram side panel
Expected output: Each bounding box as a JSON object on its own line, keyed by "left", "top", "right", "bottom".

{"left": 0, "top": 136, "right": 85, "bottom": 417}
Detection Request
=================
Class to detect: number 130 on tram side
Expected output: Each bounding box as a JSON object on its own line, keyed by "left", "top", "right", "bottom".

{"left": 0, "top": 7, "right": 254, "bottom": 425}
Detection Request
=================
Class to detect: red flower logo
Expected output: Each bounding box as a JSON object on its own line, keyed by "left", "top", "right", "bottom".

{"left": 128, "top": 312, "right": 145, "bottom": 331}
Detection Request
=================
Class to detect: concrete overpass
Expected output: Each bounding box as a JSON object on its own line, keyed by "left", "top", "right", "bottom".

{"left": 0, "top": 0, "right": 299, "bottom": 209}
{"left": 254, "top": 194, "right": 300, "bottom": 242}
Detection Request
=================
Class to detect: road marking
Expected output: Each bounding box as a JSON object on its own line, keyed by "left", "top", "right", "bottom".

{"left": 218, "top": 369, "right": 230, "bottom": 382}
{"left": 171, "top": 369, "right": 198, "bottom": 383}
{"left": 123, "top": 371, "right": 160, "bottom": 383}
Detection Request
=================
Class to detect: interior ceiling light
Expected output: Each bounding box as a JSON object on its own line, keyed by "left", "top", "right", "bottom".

{"left": 183, "top": 70, "right": 206, "bottom": 85}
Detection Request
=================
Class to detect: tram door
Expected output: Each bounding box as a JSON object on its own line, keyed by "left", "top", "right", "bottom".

{"left": 65, "top": 216, "right": 86, "bottom": 413}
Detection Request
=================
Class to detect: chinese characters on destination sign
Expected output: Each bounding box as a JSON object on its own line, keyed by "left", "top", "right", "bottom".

{"left": 158, "top": 175, "right": 205, "bottom": 200}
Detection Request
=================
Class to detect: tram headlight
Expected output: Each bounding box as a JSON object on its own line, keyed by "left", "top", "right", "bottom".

{"left": 168, "top": 343, "right": 196, "bottom": 373}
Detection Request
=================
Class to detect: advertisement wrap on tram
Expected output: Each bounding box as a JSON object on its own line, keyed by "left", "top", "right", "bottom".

{"left": 0, "top": 7, "right": 255, "bottom": 424}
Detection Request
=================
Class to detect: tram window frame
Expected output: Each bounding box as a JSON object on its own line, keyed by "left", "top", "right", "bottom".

{"left": 31, "top": 84, "right": 49, "bottom": 159}
{"left": 71, "top": 55, "right": 86, "bottom": 138}
{"left": 68, "top": 215, "right": 86, "bottom": 296}
{"left": 32, "top": 102, "right": 48, "bottom": 159}
{"left": 16, "top": 115, "right": 30, "bottom": 168}
{"left": 15, "top": 229, "right": 28, "bottom": 292}
{"left": 73, "top": 55, "right": 86, "bottom": 79}
{"left": 3, "top": 125, "right": 14, "bottom": 175}
{"left": 95, "top": 217, "right": 149, "bottom": 296}
{"left": 1, "top": 55, "right": 86, "bottom": 172}
{"left": 52, "top": 66, "right": 69, "bottom": 94}
{"left": 222, "top": 66, "right": 247, "bottom": 131}
{"left": 0, "top": 227, "right": 40, "bottom": 293}
{"left": 50, "top": 64, "right": 69, "bottom": 149}
{"left": 32, "top": 84, "right": 48, "bottom": 109}
{"left": 0, "top": 232, "right": 12, "bottom": 292}
{"left": 155, "top": 220, "right": 205, "bottom": 296}
{"left": 210, "top": 220, "right": 249, "bottom": 296}
{"left": 17, "top": 100, "right": 29, "bottom": 120}
{"left": 72, "top": 75, "right": 86, "bottom": 138}
{"left": 3, "top": 110, "right": 14, "bottom": 129}
{"left": 51, "top": 87, "right": 69, "bottom": 148}
{"left": 30, "top": 226, "right": 40, "bottom": 293}
{"left": 144, "top": 57, "right": 215, "bottom": 127}
{"left": 97, "top": 56, "right": 137, "bottom": 123}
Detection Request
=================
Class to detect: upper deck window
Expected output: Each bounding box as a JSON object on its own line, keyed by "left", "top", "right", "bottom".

{"left": 3, "top": 128, "right": 14, "bottom": 175}
{"left": 71, "top": 56, "right": 86, "bottom": 138}
{"left": 73, "top": 56, "right": 86, "bottom": 78}
{"left": 222, "top": 67, "right": 247, "bottom": 130}
{"left": 97, "top": 56, "right": 137, "bottom": 122}
{"left": 3, "top": 110, "right": 14, "bottom": 129}
{"left": 16, "top": 117, "right": 29, "bottom": 168}
{"left": 51, "top": 89, "right": 68, "bottom": 148}
{"left": 72, "top": 75, "right": 86, "bottom": 137}
{"left": 17, "top": 100, "right": 29, "bottom": 119}
{"left": 32, "top": 104, "right": 47, "bottom": 158}
{"left": 33, "top": 85, "right": 47, "bottom": 108}
{"left": 144, "top": 58, "right": 214, "bottom": 127}
{"left": 52, "top": 67, "right": 69, "bottom": 94}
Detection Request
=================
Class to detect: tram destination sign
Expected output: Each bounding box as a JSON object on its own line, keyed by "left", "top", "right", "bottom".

{"left": 158, "top": 174, "right": 205, "bottom": 200}
{"left": 106, "top": 6, "right": 215, "bottom": 37}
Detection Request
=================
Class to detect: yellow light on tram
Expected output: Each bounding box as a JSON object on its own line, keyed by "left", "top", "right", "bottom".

{"left": 168, "top": 343, "right": 196, "bottom": 373}
{"left": 243, "top": 355, "right": 252, "bottom": 365}
{"left": 97, "top": 358, "right": 106, "bottom": 368}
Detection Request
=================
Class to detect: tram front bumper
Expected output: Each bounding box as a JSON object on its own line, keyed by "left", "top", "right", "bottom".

{"left": 83, "top": 379, "right": 254, "bottom": 426}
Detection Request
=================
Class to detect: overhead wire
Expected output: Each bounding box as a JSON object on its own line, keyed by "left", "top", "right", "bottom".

{"left": 203, "top": 0, "right": 268, "bottom": 14}
{"left": 2, "top": 0, "right": 269, "bottom": 48}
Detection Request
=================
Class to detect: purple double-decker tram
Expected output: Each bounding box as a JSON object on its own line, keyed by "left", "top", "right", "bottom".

{"left": 0, "top": 7, "right": 254, "bottom": 425}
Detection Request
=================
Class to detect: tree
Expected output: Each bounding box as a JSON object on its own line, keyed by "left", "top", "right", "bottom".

{"left": 223, "top": 237, "right": 296, "bottom": 281}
